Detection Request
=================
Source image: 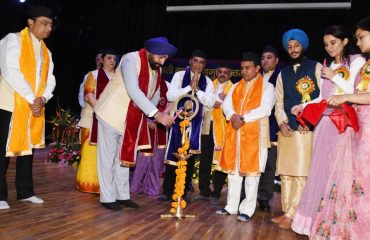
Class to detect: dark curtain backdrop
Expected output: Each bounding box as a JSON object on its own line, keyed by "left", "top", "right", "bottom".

{"left": 0, "top": 0, "right": 369, "bottom": 115}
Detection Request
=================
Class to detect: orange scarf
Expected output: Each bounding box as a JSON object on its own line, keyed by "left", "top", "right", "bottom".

{"left": 219, "top": 74, "right": 263, "bottom": 175}
{"left": 7, "top": 27, "right": 49, "bottom": 156}
{"left": 212, "top": 79, "right": 233, "bottom": 164}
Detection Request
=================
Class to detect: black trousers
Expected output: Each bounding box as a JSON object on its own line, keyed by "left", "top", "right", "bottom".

{"left": 0, "top": 109, "right": 35, "bottom": 201}
{"left": 257, "top": 145, "right": 277, "bottom": 201}
{"left": 211, "top": 170, "right": 227, "bottom": 199}
{"left": 162, "top": 154, "right": 197, "bottom": 198}
{"left": 198, "top": 124, "right": 214, "bottom": 197}
{"left": 198, "top": 123, "right": 227, "bottom": 198}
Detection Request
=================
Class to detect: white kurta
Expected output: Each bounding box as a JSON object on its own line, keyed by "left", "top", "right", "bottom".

{"left": 221, "top": 77, "right": 276, "bottom": 217}
{"left": 0, "top": 32, "right": 56, "bottom": 111}
{"left": 166, "top": 70, "right": 215, "bottom": 108}
{"left": 222, "top": 79, "right": 276, "bottom": 173}
{"left": 165, "top": 70, "right": 215, "bottom": 162}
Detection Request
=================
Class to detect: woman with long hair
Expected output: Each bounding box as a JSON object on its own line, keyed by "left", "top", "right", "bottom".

{"left": 310, "top": 16, "right": 370, "bottom": 240}
{"left": 291, "top": 25, "right": 366, "bottom": 236}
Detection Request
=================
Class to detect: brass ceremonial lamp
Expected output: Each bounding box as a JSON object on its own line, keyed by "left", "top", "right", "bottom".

{"left": 161, "top": 93, "right": 199, "bottom": 220}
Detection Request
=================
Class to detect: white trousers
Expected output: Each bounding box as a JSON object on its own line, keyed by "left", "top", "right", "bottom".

{"left": 97, "top": 117, "right": 130, "bottom": 203}
{"left": 224, "top": 174, "right": 260, "bottom": 217}
{"left": 224, "top": 147, "right": 267, "bottom": 217}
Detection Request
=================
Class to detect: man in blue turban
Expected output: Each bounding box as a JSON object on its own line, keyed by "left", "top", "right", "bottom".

{"left": 282, "top": 29, "right": 309, "bottom": 52}
{"left": 272, "top": 29, "right": 322, "bottom": 229}
{"left": 93, "top": 36, "right": 177, "bottom": 211}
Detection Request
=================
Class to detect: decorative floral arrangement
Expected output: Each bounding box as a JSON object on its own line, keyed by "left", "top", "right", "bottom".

{"left": 47, "top": 104, "right": 81, "bottom": 166}
{"left": 48, "top": 141, "right": 80, "bottom": 165}
{"left": 170, "top": 119, "right": 190, "bottom": 213}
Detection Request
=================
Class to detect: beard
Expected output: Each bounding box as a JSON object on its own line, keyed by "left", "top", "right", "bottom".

{"left": 289, "top": 52, "right": 305, "bottom": 64}
{"left": 149, "top": 62, "right": 162, "bottom": 70}
{"left": 148, "top": 54, "right": 163, "bottom": 70}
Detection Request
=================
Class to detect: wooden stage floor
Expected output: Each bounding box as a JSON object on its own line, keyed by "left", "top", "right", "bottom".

{"left": 0, "top": 150, "right": 308, "bottom": 240}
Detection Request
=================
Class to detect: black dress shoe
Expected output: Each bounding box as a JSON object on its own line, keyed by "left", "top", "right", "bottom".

{"left": 101, "top": 202, "right": 122, "bottom": 211}
{"left": 157, "top": 194, "right": 171, "bottom": 202}
{"left": 116, "top": 199, "right": 139, "bottom": 208}
{"left": 192, "top": 194, "right": 209, "bottom": 201}
{"left": 258, "top": 200, "right": 271, "bottom": 211}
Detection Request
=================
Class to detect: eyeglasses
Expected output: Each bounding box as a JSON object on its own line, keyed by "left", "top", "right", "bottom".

{"left": 191, "top": 58, "right": 206, "bottom": 65}
{"left": 32, "top": 19, "right": 55, "bottom": 30}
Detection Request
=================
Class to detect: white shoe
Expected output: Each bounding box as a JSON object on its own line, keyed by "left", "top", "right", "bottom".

{"left": 0, "top": 201, "right": 10, "bottom": 209}
{"left": 20, "top": 196, "right": 44, "bottom": 204}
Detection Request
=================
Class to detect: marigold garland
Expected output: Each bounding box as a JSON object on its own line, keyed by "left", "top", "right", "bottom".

{"left": 170, "top": 118, "right": 190, "bottom": 213}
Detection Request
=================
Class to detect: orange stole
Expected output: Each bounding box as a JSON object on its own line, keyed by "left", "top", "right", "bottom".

{"left": 219, "top": 74, "right": 263, "bottom": 175}
{"left": 8, "top": 27, "right": 49, "bottom": 156}
{"left": 212, "top": 79, "right": 233, "bottom": 164}
{"left": 84, "top": 72, "right": 95, "bottom": 96}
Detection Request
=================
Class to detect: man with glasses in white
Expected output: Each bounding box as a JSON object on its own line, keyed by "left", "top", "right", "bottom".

{"left": 0, "top": 5, "right": 56, "bottom": 209}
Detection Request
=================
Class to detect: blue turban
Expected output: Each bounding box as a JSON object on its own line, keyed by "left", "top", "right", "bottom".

{"left": 144, "top": 37, "right": 177, "bottom": 57}
{"left": 282, "top": 29, "right": 309, "bottom": 52}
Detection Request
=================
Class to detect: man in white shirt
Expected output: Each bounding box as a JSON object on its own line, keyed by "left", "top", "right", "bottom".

{"left": 159, "top": 49, "right": 215, "bottom": 202}
{"left": 0, "top": 6, "right": 56, "bottom": 210}
{"left": 216, "top": 52, "right": 275, "bottom": 222}
{"left": 94, "top": 37, "right": 176, "bottom": 211}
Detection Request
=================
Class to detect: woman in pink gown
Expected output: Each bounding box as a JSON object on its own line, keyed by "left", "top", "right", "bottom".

{"left": 291, "top": 25, "right": 366, "bottom": 236}
{"left": 310, "top": 16, "right": 370, "bottom": 240}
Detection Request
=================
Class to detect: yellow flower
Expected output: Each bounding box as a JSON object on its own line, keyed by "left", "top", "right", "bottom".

{"left": 181, "top": 200, "right": 187, "bottom": 208}
{"left": 179, "top": 119, "right": 190, "bottom": 128}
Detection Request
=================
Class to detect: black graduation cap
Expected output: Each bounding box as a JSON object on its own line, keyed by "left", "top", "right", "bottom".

{"left": 262, "top": 45, "right": 278, "bottom": 56}
{"left": 191, "top": 49, "right": 207, "bottom": 59}
{"left": 242, "top": 52, "right": 261, "bottom": 65}
{"left": 217, "top": 62, "right": 232, "bottom": 69}
{"left": 27, "top": 6, "right": 53, "bottom": 19}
